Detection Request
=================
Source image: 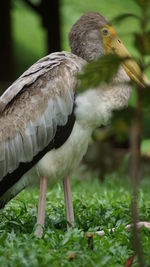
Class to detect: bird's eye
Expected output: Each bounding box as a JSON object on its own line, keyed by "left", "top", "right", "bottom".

{"left": 103, "top": 29, "right": 109, "bottom": 36}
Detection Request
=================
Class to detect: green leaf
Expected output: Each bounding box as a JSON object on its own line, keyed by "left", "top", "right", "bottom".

{"left": 134, "top": 32, "right": 150, "bottom": 55}
{"left": 111, "top": 13, "right": 141, "bottom": 25}
{"left": 78, "top": 54, "right": 123, "bottom": 91}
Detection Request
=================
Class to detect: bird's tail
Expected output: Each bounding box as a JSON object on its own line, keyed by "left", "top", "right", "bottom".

{"left": 0, "top": 184, "right": 25, "bottom": 209}
{"left": 0, "top": 172, "right": 29, "bottom": 209}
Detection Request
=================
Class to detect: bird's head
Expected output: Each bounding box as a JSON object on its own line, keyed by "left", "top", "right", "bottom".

{"left": 69, "top": 12, "right": 149, "bottom": 88}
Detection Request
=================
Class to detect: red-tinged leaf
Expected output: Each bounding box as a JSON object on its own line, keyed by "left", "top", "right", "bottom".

{"left": 125, "top": 255, "right": 135, "bottom": 267}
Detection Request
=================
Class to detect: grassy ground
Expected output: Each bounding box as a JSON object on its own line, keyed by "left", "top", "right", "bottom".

{"left": 0, "top": 175, "right": 150, "bottom": 267}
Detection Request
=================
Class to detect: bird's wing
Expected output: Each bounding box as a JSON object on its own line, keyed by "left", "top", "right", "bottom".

{"left": 0, "top": 51, "right": 86, "bottom": 184}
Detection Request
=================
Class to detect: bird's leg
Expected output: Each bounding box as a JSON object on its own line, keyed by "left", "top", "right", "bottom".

{"left": 35, "top": 176, "right": 47, "bottom": 238}
{"left": 63, "top": 176, "right": 74, "bottom": 229}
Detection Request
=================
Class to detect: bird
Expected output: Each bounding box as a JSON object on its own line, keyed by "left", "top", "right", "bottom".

{"left": 0, "top": 12, "right": 147, "bottom": 237}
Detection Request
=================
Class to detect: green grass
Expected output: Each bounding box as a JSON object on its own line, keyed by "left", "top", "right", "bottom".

{"left": 0, "top": 175, "right": 150, "bottom": 267}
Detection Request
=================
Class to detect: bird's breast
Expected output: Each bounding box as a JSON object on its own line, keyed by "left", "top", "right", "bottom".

{"left": 35, "top": 121, "right": 91, "bottom": 185}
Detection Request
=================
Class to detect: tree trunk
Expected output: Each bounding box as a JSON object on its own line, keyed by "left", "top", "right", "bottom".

{"left": 0, "top": 0, "right": 14, "bottom": 86}
{"left": 23, "top": 0, "right": 61, "bottom": 54}
{"left": 41, "top": 0, "right": 61, "bottom": 53}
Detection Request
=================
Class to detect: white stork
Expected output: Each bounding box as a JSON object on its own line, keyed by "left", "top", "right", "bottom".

{"left": 0, "top": 13, "right": 147, "bottom": 237}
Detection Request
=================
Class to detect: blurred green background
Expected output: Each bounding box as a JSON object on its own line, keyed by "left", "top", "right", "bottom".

{"left": 11, "top": 0, "right": 143, "bottom": 75}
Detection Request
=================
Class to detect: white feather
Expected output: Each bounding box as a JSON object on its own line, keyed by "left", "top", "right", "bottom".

{"left": 26, "top": 121, "right": 37, "bottom": 135}
{"left": 15, "top": 132, "right": 26, "bottom": 162}
{"left": 23, "top": 133, "right": 34, "bottom": 162}
{"left": 0, "top": 142, "right": 5, "bottom": 161}
{"left": 55, "top": 97, "right": 68, "bottom": 125}
{"left": 65, "top": 88, "right": 74, "bottom": 114}
{"left": 37, "top": 116, "right": 47, "bottom": 149}
{"left": 9, "top": 138, "right": 17, "bottom": 171}
{"left": 0, "top": 142, "right": 6, "bottom": 179}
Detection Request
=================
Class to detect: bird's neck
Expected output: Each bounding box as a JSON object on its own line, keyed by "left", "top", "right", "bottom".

{"left": 75, "top": 67, "right": 132, "bottom": 129}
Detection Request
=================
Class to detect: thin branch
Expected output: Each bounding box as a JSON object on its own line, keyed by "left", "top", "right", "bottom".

{"left": 23, "top": 0, "right": 41, "bottom": 14}
{"left": 130, "top": 109, "right": 144, "bottom": 267}
{"left": 85, "top": 221, "right": 150, "bottom": 238}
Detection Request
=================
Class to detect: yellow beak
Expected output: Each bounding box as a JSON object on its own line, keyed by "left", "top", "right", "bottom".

{"left": 102, "top": 26, "right": 149, "bottom": 88}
